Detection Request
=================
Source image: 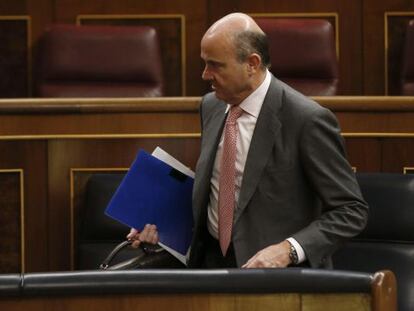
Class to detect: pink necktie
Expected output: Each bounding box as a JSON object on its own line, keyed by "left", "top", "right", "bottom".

{"left": 218, "top": 105, "right": 244, "bottom": 256}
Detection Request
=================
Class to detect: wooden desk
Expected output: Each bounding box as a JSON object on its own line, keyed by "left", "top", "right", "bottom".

{"left": 0, "top": 269, "right": 397, "bottom": 311}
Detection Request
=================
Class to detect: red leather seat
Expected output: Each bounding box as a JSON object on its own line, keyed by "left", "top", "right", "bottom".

{"left": 36, "top": 25, "right": 163, "bottom": 97}
{"left": 400, "top": 20, "right": 414, "bottom": 95}
{"left": 256, "top": 18, "right": 339, "bottom": 96}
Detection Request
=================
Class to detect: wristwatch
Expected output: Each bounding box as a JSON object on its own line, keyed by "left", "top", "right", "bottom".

{"left": 288, "top": 241, "right": 299, "bottom": 265}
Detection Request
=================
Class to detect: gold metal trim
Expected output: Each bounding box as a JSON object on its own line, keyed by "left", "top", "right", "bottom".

{"left": 0, "top": 16, "right": 32, "bottom": 97}
{"left": 384, "top": 12, "right": 414, "bottom": 95}
{"left": 0, "top": 133, "right": 201, "bottom": 141}
{"left": 250, "top": 12, "right": 340, "bottom": 59}
{"left": 3, "top": 132, "right": 414, "bottom": 141}
{"left": 403, "top": 167, "right": 414, "bottom": 174}
{"left": 26, "top": 17, "right": 32, "bottom": 97}
{"left": 0, "top": 169, "right": 25, "bottom": 272}
{"left": 3, "top": 95, "right": 414, "bottom": 112}
{"left": 342, "top": 133, "right": 414, "bottom": 138}
{"left": 19, "top": 170, "right": 25, "bottom": 273}
{"left": 76, "top": 14, "right": 187, "bottom": 96}
{"left": 70, "top": 167, "right": 129, "bottom": 270}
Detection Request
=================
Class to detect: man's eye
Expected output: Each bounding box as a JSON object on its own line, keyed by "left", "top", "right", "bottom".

{"left": 208, "top": 62, "right": 221, "bottom": 68}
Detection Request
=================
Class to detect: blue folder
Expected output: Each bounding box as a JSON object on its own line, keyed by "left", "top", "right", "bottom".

{"left": 105, "top": 149, "right": 194, "bottom": 255}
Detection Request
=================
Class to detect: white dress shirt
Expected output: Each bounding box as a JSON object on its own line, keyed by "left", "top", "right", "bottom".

{"left": 206, "top": 70, "right": 306, "bottom": 263}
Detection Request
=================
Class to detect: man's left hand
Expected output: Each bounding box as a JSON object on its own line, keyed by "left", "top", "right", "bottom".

{"left": 242, "top": 240, "right": 292, "bottom": 268}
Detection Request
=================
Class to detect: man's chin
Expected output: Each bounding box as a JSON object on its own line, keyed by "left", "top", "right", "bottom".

{"left": 212, "top": 89, "right": 231, "bottom": 103}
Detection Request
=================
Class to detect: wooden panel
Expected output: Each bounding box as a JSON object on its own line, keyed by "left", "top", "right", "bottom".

{"left": 78, "top": 15, "right": 185, "bottom": 96}
{"left": 345, "top": 138, "right": 382, "bottom": 173}
{"left": 0, "top": 140, "right": 48, "bottom": 272}
{"left": 382, "top": 138, "right": 414, "bottom": 173}
{"left": 0, "top": 1, "right": 26, "bottom": 13}
{"left": 2, "top": 97, "right": 414, "bottom": 136}
{"left": 26, "top": 0, "right": 54, "bottom": 99}
{"left": 0, "top": 1, "right": 54, "bottom": 99}
{"left": 0, "top": 293, "right": 374, "bottom": 311}
{"left": 0, "top": 112, "right": 200, "bottom": 136}
{"left": 0, "top": 170, "right": 23, "bottom": 273}
{"left": 362, "top": 0, "right": 387, "bottom": 94}
{"left": 0, "top": 17, "right": 30, "bottom": 97}
{"left": 302, "top": 293, "right": 371, "bottom": 311}
{"left": 26, "top": 0, "right": 54, "bottom": 42}
{"left": 234, "top": 294, "right": 300, "bottom": 310}
{"left": 0, "top": 98, "right": 201, "bottom": 136}
{"left": 316, "top": 97, "right": 414, "bottom": 133}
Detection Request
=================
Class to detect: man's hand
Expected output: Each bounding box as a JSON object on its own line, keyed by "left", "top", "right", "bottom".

{"left": 242, "top": 240, "right": 292, "bottom": 268}
{"left": 126, "top": 224, "right": 159, "bottom": 248}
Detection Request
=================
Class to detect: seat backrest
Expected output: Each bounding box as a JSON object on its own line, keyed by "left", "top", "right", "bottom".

{"left": 76, "top": 173, "right": 140, "bottom": 269}
{"left": 255, "top": 18, "right": 339, "bottom": 96}
{"left": 333, "top": 173, "right": 414, "bottom": 311}
{"left": 36, "top": 25, "right": 163, "bottom": 97}
{"left": 400, "top": 19, "right": 414, "bottom": 95}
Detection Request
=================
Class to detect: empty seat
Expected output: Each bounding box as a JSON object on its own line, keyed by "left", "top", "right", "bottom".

{"left": 76, "top": 173, "right": 184, "bottom": 270}
{"left": 76, "top": 173, "right": 133, "bottom": 269}
{"left": 333, "top": 173, "right": 414, "bottom": 311}
{"left": 36, "top": 25, "right": 163, "bottom": 97}
{"left": 256, "top": 18, "right": 339, "bottom": 96}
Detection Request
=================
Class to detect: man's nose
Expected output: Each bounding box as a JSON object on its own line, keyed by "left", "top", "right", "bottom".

{"left": 202, "top": 66, "right": 211, "bottom": 80}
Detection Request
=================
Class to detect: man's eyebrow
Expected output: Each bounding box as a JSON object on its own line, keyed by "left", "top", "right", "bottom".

{"left": 205, "top": 59, "right": 224, "bottom": 66}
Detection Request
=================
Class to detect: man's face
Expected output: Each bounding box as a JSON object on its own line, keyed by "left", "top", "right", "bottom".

{"left": 201, "top": 34, "right": 251, "bottom": 105}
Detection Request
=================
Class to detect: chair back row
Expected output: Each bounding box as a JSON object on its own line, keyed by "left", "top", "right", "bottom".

{"left": 35, "top": 20, "right": 340, "bottom": 97}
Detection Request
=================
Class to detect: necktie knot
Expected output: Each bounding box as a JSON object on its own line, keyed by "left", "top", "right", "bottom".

{"left": 227, "top": 106, "right": 243, "bottom": 124}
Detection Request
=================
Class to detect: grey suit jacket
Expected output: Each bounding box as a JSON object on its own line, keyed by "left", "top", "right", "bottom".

{"left": 188, "top": 76, "right": 369, "bottom": 268}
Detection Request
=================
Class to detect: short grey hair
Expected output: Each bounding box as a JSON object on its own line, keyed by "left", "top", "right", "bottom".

{"left": 232, "top": 30, "right": 271, "bottom": 69}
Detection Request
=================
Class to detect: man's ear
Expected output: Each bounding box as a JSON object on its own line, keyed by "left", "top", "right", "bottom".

{"left": 247, "top": 53, "right": 262, "bottom": 74}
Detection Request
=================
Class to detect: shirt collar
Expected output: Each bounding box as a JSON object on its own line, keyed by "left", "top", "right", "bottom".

{"left": 225, "top": 69, "right": 271, "bottom": 118}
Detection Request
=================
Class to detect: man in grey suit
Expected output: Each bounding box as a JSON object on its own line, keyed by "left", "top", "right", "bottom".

{"left": 129, "top": 13, "right": 368, "bottom": 269}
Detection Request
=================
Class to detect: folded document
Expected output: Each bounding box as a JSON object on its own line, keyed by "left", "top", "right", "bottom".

{"left": 105, "top": 148, "right": 194, "bottom": 264}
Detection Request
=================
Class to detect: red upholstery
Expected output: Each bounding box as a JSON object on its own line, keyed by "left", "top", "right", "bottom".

{"left": 256, "top": 19, "right": 339, "bottom": 96}
{"left": 36, "top": 25, "right": 163, "bottom": 97}
{"left": 401, "top": 20, "right": 414, "bottom": 95}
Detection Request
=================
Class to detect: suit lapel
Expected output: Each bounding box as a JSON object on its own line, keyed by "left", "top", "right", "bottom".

{"left": 202, "top": 105, "right": 227, "bottom": 169}
{"left": 234, "top": 77, "right": 283, "bottom": 224}
{"left": 193, "top": 99, "right": 227, "bottom": 218}
{"left": 200, "top": 103, "right": 226, "bottom": 178}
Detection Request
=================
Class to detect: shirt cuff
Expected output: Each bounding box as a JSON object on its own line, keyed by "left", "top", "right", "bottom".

{"left": 286, "top": 237, "right": 306, "bottom": 264}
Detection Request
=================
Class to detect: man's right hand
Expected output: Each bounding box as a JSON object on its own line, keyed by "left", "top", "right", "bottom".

{"left": 126, "top": 224, "right": 159, "bottom": 248}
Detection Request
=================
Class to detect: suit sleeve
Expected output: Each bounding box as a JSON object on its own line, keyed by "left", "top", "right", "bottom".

{"left": 291, "top": 107, "right": 369, "bottom": 268}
